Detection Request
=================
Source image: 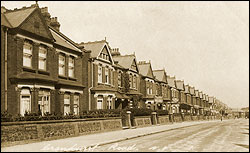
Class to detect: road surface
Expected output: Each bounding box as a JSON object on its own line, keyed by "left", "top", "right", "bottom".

{"left": 91, "top": 119, "right": 249, "bottom": 152}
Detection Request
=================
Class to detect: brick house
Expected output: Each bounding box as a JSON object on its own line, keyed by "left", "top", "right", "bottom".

{"left": 78, "top": 40, "right": 117, "bottom": 110}
{"left": 184, "top": 84, "right": 192, "bottom": 114}
{"left": 153, "top": 69, "right": 170, "bottom": 110}
{"left": 175, "top": 80, "right": 185, "bottom": 113}
{"left": 1, "top": 4, "right": 89, "bottom": 116}
{"left": 111, "top": 50, "right": 141, "bottom": 109}
{"left": 137, "top": 61, "right": 157, "bottom": 110}
{"left": 194, "top": 90, "right": 200, "bottom": 115}
{"left": 167, "top": 75, "right": 179, "bottom": 114}
{"left": 189, "top": 86, "right": 195, "bottom": 115}
{"left": 198, "top": 91, "right": 204, "bottom": 115}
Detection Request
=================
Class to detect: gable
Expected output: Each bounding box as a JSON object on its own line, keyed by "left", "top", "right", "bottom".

{"left": 131, "top": 59, "right": 138, "bottom": 72}
{"left": 19, "top": 9, "right": 53, "bottom": 40}
{"left": 98, "top": 45, "right": 112, "bottom": 63}
{"left": 147, "top": 64, "right": 154, "bottom": 78}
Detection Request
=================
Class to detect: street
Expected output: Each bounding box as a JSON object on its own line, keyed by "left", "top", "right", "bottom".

{"left": 91, "top": 119, "right": 249, "bottom": 152}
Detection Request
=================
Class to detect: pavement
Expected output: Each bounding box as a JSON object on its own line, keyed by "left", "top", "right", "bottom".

{"left": 1, "top": 119, "right": 231, "bottom": 152}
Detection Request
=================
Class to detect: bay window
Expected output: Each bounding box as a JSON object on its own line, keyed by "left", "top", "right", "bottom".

{"left": 20, "top": 88, "right": 31, "bottom": 116}
{"left": 98, "top": 65, "right": 102, "bottom": 83}
{"left": 64, "top": 94, "right": 70, "bottom": 115}
{"left": 73, "top": 95, "right": 79, "bottom": 115}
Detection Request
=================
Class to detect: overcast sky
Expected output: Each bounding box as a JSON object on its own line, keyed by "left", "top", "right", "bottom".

{"left": 2, "top": 1, "right": 249, "bottom": 109}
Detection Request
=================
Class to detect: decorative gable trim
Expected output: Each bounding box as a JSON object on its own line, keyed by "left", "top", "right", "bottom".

{"left": 96, "top": 44, "right": 114, "bottom": 65}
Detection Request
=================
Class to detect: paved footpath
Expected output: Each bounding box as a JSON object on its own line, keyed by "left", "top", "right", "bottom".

{"left": 1, "top": 119, "right": 235, "bottom": 152}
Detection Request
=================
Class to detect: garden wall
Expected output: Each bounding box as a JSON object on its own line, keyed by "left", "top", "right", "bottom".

{"left": 1, "top": 118, "right": 122, "bottom": 147}
{"left": 133, "top": 116, "right": 152, "bottom": 127}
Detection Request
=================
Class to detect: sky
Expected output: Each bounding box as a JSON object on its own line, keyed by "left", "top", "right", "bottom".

{"left": 2, "top": 1, "right": 249, "bottom": 109}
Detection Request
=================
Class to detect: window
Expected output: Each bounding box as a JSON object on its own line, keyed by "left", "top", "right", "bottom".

{"left": 105, "top": 67, "right": 109, "bottom": 84}
{"left": 133, "top": 75, "right": 136, "bottom": 89}
{"left": 74, "top": 95, "right": 79, "bottom": 115}
{"left": 20, "top": 88, "right": 31, "bottom": 116}
{"left": 147, "top": 87, "right": 150, "bottom": 95}
{"left": 97, "top": 96, "right": 103, "bottom": 109}
{"left": 38, "top": 46, "right": 47, "bottom": 70}
{"left": 110, "top": 70, "right": 113, "bottom": 85}
{"left": 59, "top": 54, "right": 65, "bottom": 76}
{"left": 64, "top": 94, "right": 70, "bottom": 115}
{"left": 23, "top": 41, "right": 33, "bottom": 67}
{"left": 98, "top": 65, "right": 102, "bottom": 83}
{"left": 129, "top": 74, "right": 132, "bottom": 88}
{"left": 150, "top": 87, "right": 153, "bottom": 95}
{"left": 68, "top": 56, "right": 75, "bottom": 78}
{"left": 107, "top": 96, "right": 112, "bottom": 109}
{"left": 38, "top": 90, "right": 50, "bottom": 116}
{"left": 118, "top": 71, "right": 122, "bottom": 87}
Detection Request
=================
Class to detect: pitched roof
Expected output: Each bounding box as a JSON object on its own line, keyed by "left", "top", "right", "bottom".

{"left": 153, "top": 70, "right": 167, "bottom": 83}
{"left": 112, "top": 55, "right": 136, "bottom": 70}
{"left": 199, "top": 91, "right": 203, "bottom": 99}
{"left": 175, "top": 80, "right": 184, "bottom": 90}
{"left": 195, "top": 90, "right": 199, "bottom": 97}
{"left": 1, "top": 13, "right": 12, "bottom": 27}
{"left": 189, "top": 87, "right": 195, "bottom": 95}
{"left": 208, "top": 97, "right": 214, "bottom": 103}
{"left": 49, "top": 27, "right": 81, "bottom": 52}
{"left": 184, "top": 85, "right": 190, "bottom": 94}
{"left": 137, "top": 62, "right": 154, "bottom": 79}
{"left": 78, "top": 40, "right": 109, "bottom": 58}
{"left": 3, "top": 6, "right": 36, "bottom": 28}
{"left": 167, "top": 75, "right": 176, "bottom": 88}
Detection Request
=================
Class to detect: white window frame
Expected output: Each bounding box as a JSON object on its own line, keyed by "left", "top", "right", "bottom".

{"left": 98, "top": 65, "right": 102, "bottom": 83}
{"left": 133, "top": 75, "right": 136, "bottom": 89}
{"left": 105, "top": 67, "right": 109, "bottom": 84}
{"left": 107, "top": 96, "right": 112, "bottom": 109}
{"left": 129, "top": 74, "right": 132, "bottom": 88}
{"left": 68, "top": 56, "right": 75, "bottom": 78}
{"left": 59, "top": 54, "right": 66, "bottom": 76}
{"left": 64, "top": 94, "right": 71, "bottom": 115}
{"left": 23, "top": 41, "right": 33, "bottom": 68}
{"left": 97, "top": 96, "right": 103, "bottom": 109}
{"left": 118, "top": 71, "right": 122, "bottom": 87}
{"left": 20, "top": 88, "right": 31, "bottom": 116}
{"left": 38, "top": 45, "right": 47, "bottom": 70}
{"left": 73, "top": 95, "right": 79, "bottom": 115}
{"left": 38, "top": 90, "right": 50, "bottom": 116}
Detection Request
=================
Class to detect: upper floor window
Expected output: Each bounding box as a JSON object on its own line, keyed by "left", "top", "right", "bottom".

{"left": 133, "top": 75, "right": 137, "bottom": 89}
{"left": 98, "top": 65, "right": 102, "bottom": 83}
{"left": 110, "top": 70, "right": 113, "bottom": 85}
{"left": 105, "top": 67, "right": 109, "bottom": 84}
{"left": 129, "top": 74, "right": 132, "bottom": 88}
{"left": 23, "top": 41, "right": 33, "bottom": 68}
{"left": 68, "top": 56, "right": 75, "bottom": 78}
{"left": 59, "top": 54, "right": 66, "bottom": 76}
{"left": 118, "top": 71, "right": 122, "bottom": 87}
{"left": 38, "top": 46, "right": 47, "bottom": 70}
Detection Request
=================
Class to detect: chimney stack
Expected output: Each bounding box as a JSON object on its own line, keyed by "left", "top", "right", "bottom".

{"left": 111, "top": 48, "right": 120, "bottom": 56}
{"left": 50, "top": 17, "right": 60, "bottom": 31}
{"left": 41, "top": 7, "right": 51, "bottom": 24}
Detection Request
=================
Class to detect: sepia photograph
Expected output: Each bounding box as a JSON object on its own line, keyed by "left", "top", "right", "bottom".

{"left": 1, "top": 1, "right": 249, "bottom": 152}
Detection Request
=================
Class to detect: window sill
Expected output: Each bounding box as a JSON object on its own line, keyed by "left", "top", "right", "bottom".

{"left": 58, "top": 75, "right": 68, "bottom": 80}
{"left": 38, "top": 70, "right": 50, "bottom": 75}
{"left": 69, "top": 77, "right": 77, "bottom": 81}
{"left": 23, "top": 67, "right": 36, "bottom": 73}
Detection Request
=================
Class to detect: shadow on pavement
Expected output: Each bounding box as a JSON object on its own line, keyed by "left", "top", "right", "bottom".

{"left": 234, "top": 143, "right": 249, "bottom": 149}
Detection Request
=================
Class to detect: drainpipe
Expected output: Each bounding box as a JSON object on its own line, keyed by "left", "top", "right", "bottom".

{"left": 88, "top": 59, "right": 94, "bottom": 110}
{"left": 4, "top": 27, "right": 8, "bottom": 111}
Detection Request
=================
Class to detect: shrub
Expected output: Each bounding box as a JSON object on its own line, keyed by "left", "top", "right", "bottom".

{"left": 80, "top": 109, "right": 122, "bottom": 118}
{"left": 156, "top": 109, "right": 169, "bottom": 116}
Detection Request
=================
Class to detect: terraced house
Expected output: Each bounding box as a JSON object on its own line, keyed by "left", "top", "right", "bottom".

{"left": 137, "top": 61, "right": 157, "bottom": 110}
{"left": 167, "top": 75, "right": 179, "bottom": 114}
{"left": 175, "top": 80, "right": 185, "bottom": 113}
{"left": 78, "top": 40, "right": 116, "bottom": 110}
{"left": 111, "top": 49, "right": 141, "bottom": 109}
{"left": 184, "top": 84, "right": 192, "bottom": 114}
{"left": 153, "top": 69, "right": 170, "bottom": 110}
{"left": 1, "top": 4, "right": 89, "bottom": 116}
